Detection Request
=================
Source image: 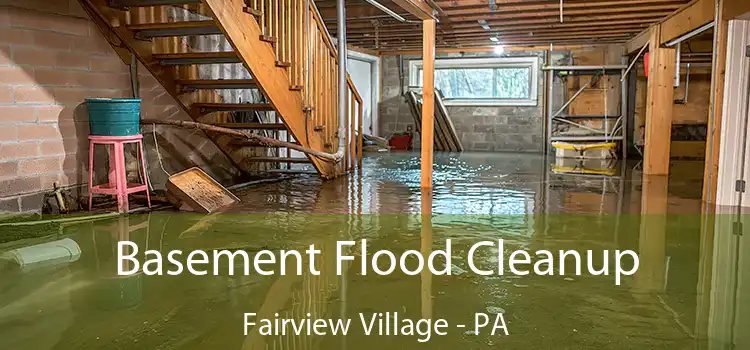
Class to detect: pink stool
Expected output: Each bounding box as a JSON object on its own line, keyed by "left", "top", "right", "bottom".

{"left": 88, "top": 134, "right": 151, "bottom": 213}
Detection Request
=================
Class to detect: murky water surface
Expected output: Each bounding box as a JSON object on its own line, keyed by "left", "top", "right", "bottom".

{"left": 1, "top": 152, "right": 746, "bottom": 349}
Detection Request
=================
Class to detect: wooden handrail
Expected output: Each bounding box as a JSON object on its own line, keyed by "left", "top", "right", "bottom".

{"left": 215, "top": 0, "right": 363, "bottom": 173}
{"left": 307, "top": 1, "right": 363, "bottom": 103}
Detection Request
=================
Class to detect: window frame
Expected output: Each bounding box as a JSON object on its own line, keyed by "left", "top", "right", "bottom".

{"left": 408, "top": 56, "right": 540, "bottom": 107}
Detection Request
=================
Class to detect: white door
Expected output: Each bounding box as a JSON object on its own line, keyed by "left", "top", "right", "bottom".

{"left": 348, "top": 58, "right": 374, "bottom": 136}
{"left": 716, "top": 20, "right": 750, "bottom": 207}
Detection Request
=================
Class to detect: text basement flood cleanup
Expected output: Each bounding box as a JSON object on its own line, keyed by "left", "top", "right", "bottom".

{"left": 117, "top": 239, "right": 639, "bottom": 284}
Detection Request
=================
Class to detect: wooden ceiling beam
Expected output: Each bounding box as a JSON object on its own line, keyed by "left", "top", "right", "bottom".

{"left": 318, "top": 4, "right": 410, "bottom": 19}
{"left": 327, "top": 12, "right": 667, "bottom": 29}
{"left": 343, "top": 18, "right": 653, "bottom": 35}
{"left": 659, "top": 0, "right": 714, "bottom": 43}
{"left": 406, "top": 4, "right": 680, "bottom": 23}
{"left": 317, "top": 0, "right": 684, "bottom": 18}
{"left": 346, "top": 24, "right": 648, "bottom": 38}
{"left": 372, "top": 38, "right": 627, "bottom": 51}
{"left": 391, "top": 0, "right": 438, "bottom": 20}
{"left": 351, "top": 33, "right": 632, "bottom": 47}
{"left": 377, "top": 44, "right": 600, "bottom": 55}
{"left": 440, "top": 0, "right": 685, "bottom": 16}
{"left": 325, "top": 6, "right": 675, "bottom": 23}
{"left": 626, "top": 0, "right": 714, "bottom": 53}
{"left": 351, "top": 33, "right": 632, "bottom": 44}
{"left": 433, "top": 0, "right": 682, "bottom": 7}
{"left": 431, "top": 12, "right": 667, "bottom": 27}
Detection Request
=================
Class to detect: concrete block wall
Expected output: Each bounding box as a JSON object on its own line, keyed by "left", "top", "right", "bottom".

{"left": 379, "top": 51, "right": 546, "bottom": 152}
{"left": 0, "top": 4, "right": 238, "bottom": 213}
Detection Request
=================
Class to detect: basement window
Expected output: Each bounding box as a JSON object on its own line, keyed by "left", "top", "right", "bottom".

{"left": 409, "top": 57, "right": 539, "bottom": 107}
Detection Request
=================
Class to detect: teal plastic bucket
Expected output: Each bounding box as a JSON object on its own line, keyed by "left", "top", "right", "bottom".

{"left": 86, "top": 98, "right": 141, "bottom": 136}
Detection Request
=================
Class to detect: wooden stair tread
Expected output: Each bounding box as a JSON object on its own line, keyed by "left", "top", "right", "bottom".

{"left": 212, "top": 123, "right": 286, "bottom": 130}
{"left": 248, "top": 157, "right": 311, "bottom": 163}
{"left": 193, "top": 103, "right": 275, "bottom": 112}
{"left": 177, "top": 79, "right": 258, "bottom": 89}
{"left": 128, "top": 21, "right": 221, "bottom": 38}
{"left": 153, "top": 52, "right": 241, "bottom": 65}
{"left": 113, "top": 0, "right": 201, "bottom": 7}
{"left": 267, "top": 169, "right": 318, "bottom": 175}
{"left": 232, "top": 140, "right": 300, "bottom": 147}
{"left": 128, "top": 20, "right": 216, "bottom": 30}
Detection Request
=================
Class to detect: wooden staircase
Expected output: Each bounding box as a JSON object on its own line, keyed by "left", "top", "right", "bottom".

{"left": 78, "top": 0, "right": 363, "bottom": 178}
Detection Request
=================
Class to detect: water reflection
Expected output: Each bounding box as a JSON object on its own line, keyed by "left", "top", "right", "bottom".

{"left": 0, "top": 152, "right": 739, "bottom": 349}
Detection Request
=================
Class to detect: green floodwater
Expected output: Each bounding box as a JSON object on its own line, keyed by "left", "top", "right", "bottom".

{"left": 0, "top": 152, "right": 747, "bottom": 349}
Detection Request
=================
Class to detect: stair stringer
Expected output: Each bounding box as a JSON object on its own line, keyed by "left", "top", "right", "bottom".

{"left": 200, "top": 0, "right": 337, "bottom": 178}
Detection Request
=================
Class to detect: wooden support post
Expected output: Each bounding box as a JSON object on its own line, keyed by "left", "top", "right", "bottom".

{"left": 644, "top": 25, "right": 676, "bottom": 176}
{"left": 634, "top": 175, "right": 669, "bottom": 292}
{"left": 421, "top": 19, "right": 436, "bottom": 189}
{"left": 703, "top": 9, "right": 729, "bottom": 204}
{"left": 420, "top": 190, "right": 433, "bottom": 319}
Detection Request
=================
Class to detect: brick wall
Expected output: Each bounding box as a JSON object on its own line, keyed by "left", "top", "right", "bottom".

{"left": 0, "top": 4, "right": 238, "bottom": 213}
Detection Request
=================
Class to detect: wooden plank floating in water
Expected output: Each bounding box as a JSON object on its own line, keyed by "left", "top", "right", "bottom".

{"left": 406, "top": 90, "right": 463, "bottom": 152}
{"left": 166, "top": 167, "right": 240, "bottom": 213}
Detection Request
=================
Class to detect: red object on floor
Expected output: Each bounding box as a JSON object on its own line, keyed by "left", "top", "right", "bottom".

{"left": 88, "top": 134, "right": 151, "bottom": 213}
{"left": 644, "top": 52, "right": 650, "bottom": 77}
{"left": 389, "top": 133, "right": 414, "bottom": 150}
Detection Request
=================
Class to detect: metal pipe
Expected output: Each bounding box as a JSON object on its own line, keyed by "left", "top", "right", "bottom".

{"left": 425, "top": 0, "right": 446, "bottom": 17}
{"left": 684, "top": 63, "right": 691, "bottom": 102}
{"left": 665, "top": 22, "right": 714, "bottom": 47}
{"left": 675, "top": 42, "right": 682, "bottom": 87}
{"left": 361, "top": 0, "right": 420, "bottom": 23}
{"left": 324, "top": 14, "right": 412, "bottom": 22}
{"left": 621, "top": 42, "right": 648, "bottom": 82}
{"left": 337, "top": 0, "right": 347, "bottom": 159}
{"left": 676, "top": 63, "right": 692, "bottom": 104}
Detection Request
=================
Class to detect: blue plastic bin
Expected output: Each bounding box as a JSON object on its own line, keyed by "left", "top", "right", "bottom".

{"left": 86, "top": 98, "right": 141, "bottom": 136}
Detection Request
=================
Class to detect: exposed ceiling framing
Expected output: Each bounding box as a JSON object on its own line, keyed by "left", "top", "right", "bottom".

{"left": 315, "top": 0, "right": 693, "bottom": 53}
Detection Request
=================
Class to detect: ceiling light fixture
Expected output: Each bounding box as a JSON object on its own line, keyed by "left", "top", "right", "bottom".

{"left": 493, "top": 45, "right": 505, "bottom": 55}
{"left": 489, "top": 37, "right": 499, "bottom": 42}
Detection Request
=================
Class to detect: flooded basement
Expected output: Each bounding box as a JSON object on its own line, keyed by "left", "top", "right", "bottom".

{"left": 0, "top": 152, "right": 746, "bottom": 349}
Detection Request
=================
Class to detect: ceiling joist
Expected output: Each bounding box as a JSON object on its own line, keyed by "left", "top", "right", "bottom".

{"left": 314, "top": 0, "right": 693, "bottom": 52}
